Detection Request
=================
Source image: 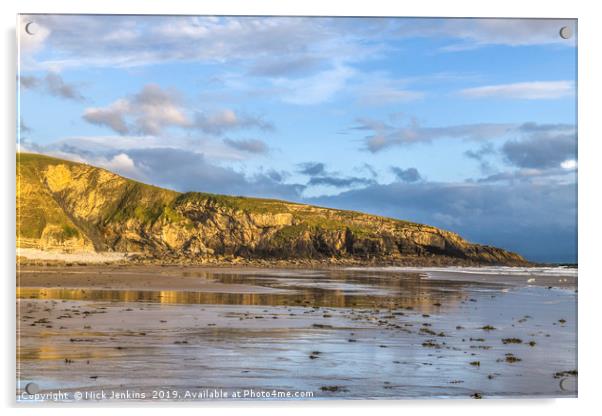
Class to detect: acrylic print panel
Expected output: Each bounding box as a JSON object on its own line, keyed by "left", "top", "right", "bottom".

{"left": 16, "top": 15, "right": 577, "bottom": 402}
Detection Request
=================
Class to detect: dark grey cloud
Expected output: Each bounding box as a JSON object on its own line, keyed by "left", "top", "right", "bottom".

{"left": 502, "top": 126, "right": 576, "bottom": 169}
{"left": 391, "top": 167, "right": 422, "bottom": 183}
{"left": 19, "top": 72, "right": 84, "bottom": 101}
{"left": 518, "top": 122, "right": 573, "bottom": 133}
{"left": 20, "top": 75, "right": 38, "bottom": 88}
{"left": 298, "top": 162, "right": 326, "bottom": 176}
{"left": 307, "top": 176, "right": 375, "bottom": 188}
{"left": 297, "top": 162, "right": 376, "bottom": 188}
{"left": 357, "top": 118, "right": 577, "bottom": 172}
{"left": 266, "top": 170, "right": 285, "bottom": 183}
{"left": 460, "top": 123, "right": 576, "bottom": 177}
{"left": 297, "top": 162, "right": 375, "bottom": 188}
{"left": 125, "top": 148, "right": 305, "bottom": 199}
{"left": 464, "top": 142, "right": 496, "bottom": 160}
{"left": 223, "top": 138, "right": 269, "bottom": 154}
{"left": 464, "top": 142, "right": 496, "bottom": 174}
{"left": 477, "top": 167, "right": 575, "bottom": 184}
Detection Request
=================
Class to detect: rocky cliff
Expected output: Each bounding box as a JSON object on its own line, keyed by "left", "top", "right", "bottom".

{"left": 16, "top": 153, "right": 528, "bottom": 265}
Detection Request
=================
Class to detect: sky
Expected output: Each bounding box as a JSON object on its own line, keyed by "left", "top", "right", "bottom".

{"left": 17, "top": 15, "right": 577, "bottom": 263}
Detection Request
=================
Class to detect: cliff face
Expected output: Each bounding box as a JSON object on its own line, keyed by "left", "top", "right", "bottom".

{"left": 17, "top": 153, "right": 528, "bottom": 265}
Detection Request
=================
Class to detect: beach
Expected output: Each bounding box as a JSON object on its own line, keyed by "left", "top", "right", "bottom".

{"left": 17, "top": 265, "right": 577, "bottom": 401}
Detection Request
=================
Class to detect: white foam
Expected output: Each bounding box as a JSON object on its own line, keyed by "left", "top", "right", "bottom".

{"left": 343, "top": 265, "right": 578, "bottom": 278}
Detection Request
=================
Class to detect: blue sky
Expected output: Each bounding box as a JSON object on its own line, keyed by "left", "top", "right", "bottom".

{"left": 18, "top": 16, "right": 577, "bottom": 263}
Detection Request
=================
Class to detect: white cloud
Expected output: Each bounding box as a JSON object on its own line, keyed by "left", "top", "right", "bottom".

{"left": 101, "top": 153, "right": 139, "bottom": 177}
{"left": 459, "top": 81, "right": 574, "bottom": 100}
{"left": 356, "top": 76, "right": 425, "bottom": 105}
{"left": 561, "top": 159, "right": 578, "bottom": 170}
{"left": 360, "top": 89, "right": 424, "bottom": 105}
{"left": 275, "top": 65, "right": 356, "bottom": 105}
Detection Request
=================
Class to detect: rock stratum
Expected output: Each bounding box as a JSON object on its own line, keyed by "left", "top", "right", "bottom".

{"left": 16, "top": 153, "right": 528, "bottom": 265}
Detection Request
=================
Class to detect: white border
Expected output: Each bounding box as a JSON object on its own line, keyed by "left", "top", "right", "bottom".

{"left": 2, "top": 0, "right": 600, "bottom": 414}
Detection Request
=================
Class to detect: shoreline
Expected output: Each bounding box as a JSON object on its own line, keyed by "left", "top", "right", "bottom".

{"left": 16, "top": 248, "right": 545, "bottom": 268}
{"left": 17, "top": 263, "right": 577, "bottom": 293}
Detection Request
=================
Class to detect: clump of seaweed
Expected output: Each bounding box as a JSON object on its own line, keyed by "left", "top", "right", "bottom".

{"left": 504, "top": 353, "right": 522, "bottom": 363}
{"left": 422, "top": 340, "right": 442, "bottom": 348}
{"left": 312, "top": 324, "right": 333, "bottom": 329}
{"left": 554, "top": 370, "right": 577, "bottom": 379}
{"left": 320, "top": 386, "right": 348, "bottom": 392}
{"left": 420, "top": 327, "right": 437, "bottom": 336}
{"left": 502, "top": 338, "right": 523, "bottom": 344}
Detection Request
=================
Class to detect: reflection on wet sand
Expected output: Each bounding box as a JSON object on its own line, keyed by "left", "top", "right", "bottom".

{"left": 17, "top": 267, "right": 577, "bottom": 401}
{"left": 18, "top": 286, "right": 467, "bottom": 310}
{"left": 18, "top": 270, "right": 479, "bottom": 312}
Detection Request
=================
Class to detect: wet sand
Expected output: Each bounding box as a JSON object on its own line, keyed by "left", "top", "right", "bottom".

{"left": 17, "top": 265, "right": 292, "bottom": 294}
{"left": 17, "top": 266, "right": 577, "bottom": 402}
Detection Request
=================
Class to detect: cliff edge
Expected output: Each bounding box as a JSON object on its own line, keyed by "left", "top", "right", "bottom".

{"left": 16, "top": 153, "right": 528, "bottom": 265}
